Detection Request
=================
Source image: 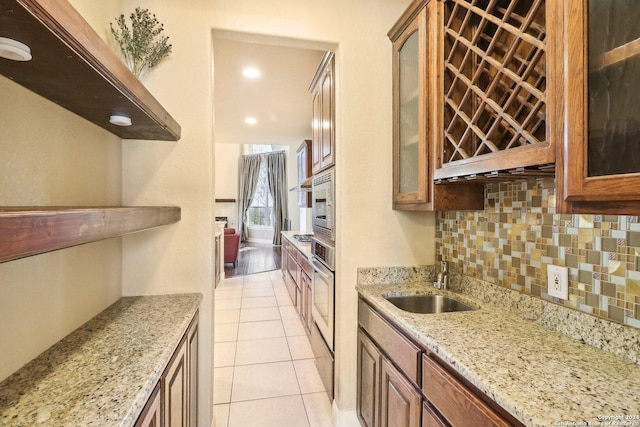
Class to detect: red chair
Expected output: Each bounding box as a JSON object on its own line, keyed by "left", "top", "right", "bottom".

{"left": 224, "top": 228, "right": 241, "bottom": 267}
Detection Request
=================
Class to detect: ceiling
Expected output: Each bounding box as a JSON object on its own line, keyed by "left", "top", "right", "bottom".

{"left": 212, "top": 34, "right": 326, "bottom": 147}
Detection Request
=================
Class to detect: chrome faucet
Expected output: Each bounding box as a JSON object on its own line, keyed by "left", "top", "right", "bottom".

{"left": 435, "top": 261, "right": 449, "bottom": 290}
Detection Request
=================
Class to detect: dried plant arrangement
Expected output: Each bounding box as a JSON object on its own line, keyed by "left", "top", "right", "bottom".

{"left": 110, "top": 7, "right": 172, "bottom": 79}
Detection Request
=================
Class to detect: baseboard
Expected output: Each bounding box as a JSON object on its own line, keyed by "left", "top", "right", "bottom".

{"left": 332, "top": 402, "right": 360, "bottom": 427}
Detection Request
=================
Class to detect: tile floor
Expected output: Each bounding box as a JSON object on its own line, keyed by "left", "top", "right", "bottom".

{"left": 213, "top": 270, "right": 334, "bottom": 427}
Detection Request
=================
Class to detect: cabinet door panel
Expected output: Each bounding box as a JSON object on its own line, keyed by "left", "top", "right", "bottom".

{"left": 135, "top": 382, "right": 162, "bottom": 427}
{"left": 422, "top": 402, "right": 447, "bottom": 427}
{"left": 164, "top": 339, "right": 188, "bottom": 427}
{"left": 422, "top": 355, "right": 509, "bottom": 427}
{"left": 312, "top": 90, "right": 322, "bottom": 173}
{"left": 320, "top": 64, "right": 335, "bottom": 171}
{"left": 187, "top": 315, "right": 199, "bottom": 427}
{"left": 559, "top": 0, "right": 640, "bottom": 212}
{"left": 357, "top": 330, "right": 381, "bottom": 427}
{"left": 380, "top": 358, "right": 421, "bottom": 427}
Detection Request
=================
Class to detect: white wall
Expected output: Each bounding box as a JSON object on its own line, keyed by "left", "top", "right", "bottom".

{"left": 117, "top": 1, "right": 435, "bottom": 425}
{"left": 0, "top": 0, "right": 123, "bottom": 381}
{"left": 214, "top": 143, "right": 241, "bottom": 200}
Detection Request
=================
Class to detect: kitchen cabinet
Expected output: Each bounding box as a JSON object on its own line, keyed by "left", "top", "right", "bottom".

{"left": 380, "top": 357, "right": 421, "bottom": 427}
{"left": 357, "top": 297, "right": 523, "bottom": 427}
{"left": 0, "top": 295, "right": 200, "bottom": 426}
{"left": 301, "top": 270, "right": 313, "bottom": 334}
{"left": 357, "top": 330, "right": 381, "bottom": 427}
{"left": 389, "top": 0, "right": 483, "bottom": 211}
{"left": 422, "top": 403, "right": 446, "bottom": 427}
{"left": 434, "top": 0, "right": 561, "bottom": 181}
{"left": 157, "top": 311, "right": 199, "bottom": 427}
{"left": 0, "top": 0, "right": 180, "bottom": 140}
{"left": 282, "top": 234, "right": 313, "bottom": 320}
{"left": 296, "top": 140, "right": 312, "bottom": 207}
{"left": 135, "top": 383, "right": 162, "bottom": 427}
{"left": 310, "top": 52, "right": 335, "bottom": 175}
{"left": 557, "top": 0, "right": 640, "bottom": 215}
{"left": 422, "top": 355, "right": 510, "bottom": 427}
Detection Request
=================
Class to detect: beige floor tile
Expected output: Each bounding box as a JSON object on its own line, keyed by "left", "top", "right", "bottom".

{"left": 294, "top": 359, "right": 325, "bottom": 394}
{"left": 213, "top": 367, "right": 234, "bottom": 404}
{"left": 275, "top": 292, "right": 295, "bottom": 307}
{"left": 242, "top": 279, "right": 273, "bottom": 289}
{"left": 235, "top": 337, "right": 291, "bottom": 365}
{"left": 213, "top": 403, "right": 230, "bottom": 427}
{"left": 243, "top": 273, "right": 271, "bottom": 283}
{"left": 237, "top": 320, "right": 285, "bottom": 341}
{"left": 214, "top": 341, "right": 236, "bottom": 368}
{"left": 242, "top": 287, "right": 275, "bottom": 298}
{"left": 287, "top": 335, "right": 314, "bottom": 360}
{"left": 241, "top": 296, "right": 278, "bottom": 309}
{"left": 302, "top": 393, "right": 333, "bottom": 427}
{"left": 231, "top": 361, "right": 300, "bottom": 402}
{"left": 216, "top": 298, "right": 242, "bottom": 310}
{"left": 215, "top": 323, "right": 239, "bottom": 343}
{"left": 215, "top": 309, "right": 240, "bottom": 325}
{"left": 279, "top": 305, "right": 299, "bottom": 319}
{"left": 216, "top": 289, "right": 243, "bottom": 300}
{"left": 239, "top": 306, "right": 281, "bottom": 322}
{"left": 228, "top": 395, "right": 309, "bottom": 427}
{"left": 282, "top": 316, "right": 306, "bottom": 336}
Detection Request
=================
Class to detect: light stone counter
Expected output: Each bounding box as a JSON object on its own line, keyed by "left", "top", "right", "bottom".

{"left": 281, "top": 230, "right": 313, "bottom": 259}
{"left": 357, "top": 267, "right": 640, "bottom": 427}
{"left": 0, "top": 293, "right": 201, "bottom": 427}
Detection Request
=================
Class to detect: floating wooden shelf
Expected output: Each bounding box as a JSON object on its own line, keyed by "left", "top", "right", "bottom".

{"left": 0, "top": 0, "right": 181, "bottom": 141}
{"left": 0, "top": 206, "right": 181, "bottom": 263}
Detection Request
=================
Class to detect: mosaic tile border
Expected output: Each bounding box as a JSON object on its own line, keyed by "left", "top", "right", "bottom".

{"left": 436, "top": 177, "right": 640, "bottom": 329}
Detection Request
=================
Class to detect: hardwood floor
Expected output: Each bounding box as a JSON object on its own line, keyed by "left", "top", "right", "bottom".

{"left": 225, "top": 242, "right": 282, "bottom": 278}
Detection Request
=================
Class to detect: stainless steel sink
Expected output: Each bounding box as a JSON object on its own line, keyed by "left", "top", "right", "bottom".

{"left": 384, "top": 294, "right": 475, "bottom": 314}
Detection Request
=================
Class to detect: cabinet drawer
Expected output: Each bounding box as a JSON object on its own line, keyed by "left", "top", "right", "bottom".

{"left": 358, "top": 298, "right": 421, "bottom": 384}
{"left": 422, "top": 355, "right": 510, "bottom": 427}
{"left": 298, "top": 252, "right": 313, "bottom": 277}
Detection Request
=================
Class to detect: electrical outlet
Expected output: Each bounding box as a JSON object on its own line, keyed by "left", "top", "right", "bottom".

{"left": 547, "top": 264, "right": 568, "bottom": 300}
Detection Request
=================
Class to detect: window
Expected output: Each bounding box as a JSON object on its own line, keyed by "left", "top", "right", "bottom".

{"left": 247, "top": 161, "right": 273, "bottom": 227}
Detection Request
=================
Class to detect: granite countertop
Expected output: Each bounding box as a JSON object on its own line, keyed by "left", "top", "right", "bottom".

{"left": 357, "top": 280, "right": 640, "bottom": 427}
{"left": 281, "top": 230, "right": 313, "bottom": 259}
{"left": 0, "top": 293, "right": 202, "bottom": 427}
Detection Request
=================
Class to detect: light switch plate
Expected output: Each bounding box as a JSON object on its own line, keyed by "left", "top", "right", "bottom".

{"left": 547, "top": 264, "right": 568, "bottom": 300}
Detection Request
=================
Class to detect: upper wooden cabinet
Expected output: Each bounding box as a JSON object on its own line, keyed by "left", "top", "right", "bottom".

{"left": 310, "top": 52, "right": 335, "bottom": 175}
{"left": 390, "top": 0, "right": 483, "bottom": 211}
{"left": 0, "top": 0, "right": 181, "bottom": 141}
{"left": 296, "top": 140, "right": 312, "bottom": 207}
{"left": 434, "top": 0, "right": 561, "bottom": 181}
{"left": 557, "top": 0, "right": 640, "bottom": 215}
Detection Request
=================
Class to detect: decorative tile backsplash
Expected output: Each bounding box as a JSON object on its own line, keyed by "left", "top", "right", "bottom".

{"left": 436, "top": 177, "right": 640, "bottom": 330}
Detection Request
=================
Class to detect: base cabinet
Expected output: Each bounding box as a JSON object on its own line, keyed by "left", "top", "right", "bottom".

{"left": 136, "top": 383, "right": 162, "bottom": 427}
{"left": 136, "top": 312, "right": 199, "bottom": 427}
{"left": 358, "top": 329, "right": 421, "bottom": 427}
{"left": 357, "top": 297, "right": 522, "bottom": 427}
{"left": 380, "top": 354, "right": 421, "bottom": 427}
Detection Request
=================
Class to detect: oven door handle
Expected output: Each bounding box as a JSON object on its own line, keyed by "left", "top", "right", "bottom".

{"left": 311, "top": 259, "right": 333, "bottom": 280}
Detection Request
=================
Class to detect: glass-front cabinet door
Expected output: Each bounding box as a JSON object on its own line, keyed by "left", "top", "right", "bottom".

{"left": 562, "top": 0, "right": 640, "bottom": 213}
{"left": 390, "top": 2, "right": 429, "bottom": 210}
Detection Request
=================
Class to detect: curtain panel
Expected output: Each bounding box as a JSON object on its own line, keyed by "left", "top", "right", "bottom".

{"left": 266, "top": 151, "right": 288, "bottom": 245}
{"left": 237, "top": 154, "right": 262, "bottom": 241}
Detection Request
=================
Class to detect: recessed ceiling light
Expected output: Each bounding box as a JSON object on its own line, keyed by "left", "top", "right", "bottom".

{"left": 0, "top": 37, "right": 32, "bottom": 61}
{"left": 110, "top": 114, "right": 132, "bottom": 126}
{"left": 242, "top": 67, "right": 261, "bottom": 79}
{"left": 245, "top": 117, "right": 257, "bottom": 125}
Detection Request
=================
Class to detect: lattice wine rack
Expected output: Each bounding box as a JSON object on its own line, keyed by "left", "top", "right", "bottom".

{"left": 437, "top": 0, "right": 554, "bottom": 181}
